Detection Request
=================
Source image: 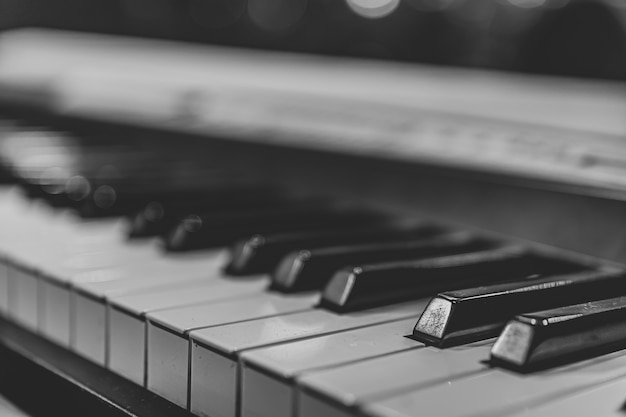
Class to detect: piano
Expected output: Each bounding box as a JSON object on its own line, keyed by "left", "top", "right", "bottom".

{"left": 1, "top": 1, "right": 626, "bottom": 416}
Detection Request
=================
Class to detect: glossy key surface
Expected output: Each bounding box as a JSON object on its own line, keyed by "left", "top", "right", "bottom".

{"left": 322, "top": 246, "right": 582, "bottom": 312}
{"left": 414, "top": 269, "right": 626, "bottom": 347}
{"left": 108, "top": 275, "right": 268, "bottom": 385}
{"left": 164, "top": 206, "right": 386, "bottom": 251}
{"left": 272, "top": 233, "right": 495, "bottom": 292}
{"left": 189, "top": 299, "right": 426, "bottom": 417}
{"left": 145, "top": 292, "right": 319, "bottom": 408}
{"left": 225, "top": 223, "right": 443, "bottom": 276}
{"left": 491, "top": 296, "right": 626, "bottom": 371}
{"left": 504, "top": 375, "right": 626, "bottom": 417}
{"left": 240, "top": 318, "right": 422, "bottom": 417}
{"left": 362, "top": 350, "right": 626, "bottom": 417}
{"left": 298, "top": 342, "right": 492, "bottom": 417}
{"left": 127, "top": 186, "right": 289, "bottom": 238}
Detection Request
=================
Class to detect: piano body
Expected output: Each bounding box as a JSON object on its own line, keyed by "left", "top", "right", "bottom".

{"left": 1, "top": 1, "right": 626, "bottom": 416}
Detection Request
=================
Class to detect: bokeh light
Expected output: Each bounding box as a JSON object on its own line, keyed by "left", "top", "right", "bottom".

{"left": 345, "top": 0, "right": 401, "bottom": 19}
{"left": 506, "top": 0, "right": 547, "bottom": 9}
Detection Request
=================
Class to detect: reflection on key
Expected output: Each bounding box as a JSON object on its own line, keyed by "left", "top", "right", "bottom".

{"left": 505, "top": 376, "right": 626, "bottom": 417}
{"left": 297, "top": 342, "right": 492, "bottom": 417}
{"left": 491, "top": 296, "right": 626, "bottom": 371}
{"left": 163, "top": 207, "right": 387, "bottom": 251}
{"left": 272, "top": 233, "right": 496, "bottom": 292}
{"left": 239, "top": 318, "right": 420, "bottom": 417}
{"left": 413, "top": 269, "right": 624, "bottom": 347}
{"left": 225, "top": 223, "right": 444, "bottom": 276}
{"left": 321, "top": 246, "right": 583, "bottom": 312}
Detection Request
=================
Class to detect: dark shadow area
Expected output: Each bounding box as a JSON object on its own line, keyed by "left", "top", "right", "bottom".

{"left": 0, "top": 319, "right": 192, "bottom": 417}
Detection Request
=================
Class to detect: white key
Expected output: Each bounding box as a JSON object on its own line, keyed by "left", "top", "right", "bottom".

{"left": 504, "top": 376, "right": 626, "bottom": 417}
{"left": 0, "top": 187, "right": 128, "bottom": 330}
{"left": 7, "top": 264, "right": 38, "bottom": 329}
{"left": 1, "top": 197, "right": 53, "bottom": 309}
{"left": 38, "top": 244, "right": 162, "bottom": 346}
{"left": 0, "top": 392, "right": 30, "bottom": 417}
{"left": 146, "top": 292, "right": 319, "bottom": 408}
{"left": 0, "top": 186, "right": 28, "bottom": 315}
{"left": 189, "top": 299, "right": 427, "bottom": 417}
{"left": 362, "top": 350, "right": 626, "bottom": 417}
{"left": 0, "top": 186, "right": 151, "bottom": 335}
{"left": 108, "top": 275, "right": 268, "bottom": 385}
{"left": 298, "top": 394, "right": 353, "bottom": 417}
{"left": 71, "top": 253, "right": 224, "bottom": 364}
{"left": 4, "top": 211, "right": 130, "bottom": 329}
{"left": 3, "top": 199, "right": 66, "bottom": 327}
{"left": 0, "top": 262, "right": 7, "bottom": 316}
{"left": 297, "top": 341, "right": 492, "bottom": 417}
{"left": 238, "top": 317, "right": 422, "bottom": 417}
{"left": 38, "top": 278, "right": 72, "bottom": 345}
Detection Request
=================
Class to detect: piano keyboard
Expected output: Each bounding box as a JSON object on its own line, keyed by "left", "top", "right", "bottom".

{"left": 2, "top": 29, "right": 626, "bottom": 417}
{"left": 1, "top": 112, "right": 626, "bottom": 417}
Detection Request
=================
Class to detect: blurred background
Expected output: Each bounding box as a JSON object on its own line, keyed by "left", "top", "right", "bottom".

{"left": 1, "top": 0, "right": 626, "bottom": 81}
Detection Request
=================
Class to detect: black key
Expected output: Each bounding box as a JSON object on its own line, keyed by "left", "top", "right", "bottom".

{"left": 321, "top": 246, "right": 584, "bottom": 312}
{"left": 225, "top": 223, "right": 445, "bottom": 275}
{"left": 0, "top": 164, "right": 12, "bottom": 184}
{"left": 163, "top": 207, "right": 388, "bottom": 251}
{"left": 413, "top": 269, "right": 625, "bottom": 347}
{"left": 128, "top": 187, "right": 290, "bottom": 237}
{"left": 491, "top": 296, "right": 626, "bottom": 372}
{"left": 272, "top": 233, "right": 497, "bottom": 293}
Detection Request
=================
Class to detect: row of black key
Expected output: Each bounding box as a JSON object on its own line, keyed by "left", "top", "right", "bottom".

{"left": 125, "top": 184, "right": 626, "bottom": 371}
{"left": 4, "top": 116, "right": 626, "bottom": 376}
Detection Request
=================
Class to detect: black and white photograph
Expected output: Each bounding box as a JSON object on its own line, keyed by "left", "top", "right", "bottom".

{"left": 0, "top": 1, "right": 625, "bottom": 416}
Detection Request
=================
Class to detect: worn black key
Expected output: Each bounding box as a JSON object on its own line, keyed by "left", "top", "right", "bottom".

{"left": 272, "top": 233, "right": 497, "bottom": 293}
{"left": 163, "top": 207, "right": 388, "bottom": 251}
{"left": 321, "top": 246, "right": 584, "bottom": 312}
{"left": 225, "top": 223, "right": 445, "bottom": 275}
{"left": 491, "top": 296, "right": 626, "bottom": 372}
{"left": 413, "top": 269, "right": 625, "bottom": 347}
{"left": 128, "top": 187, "right": 290, "bottom": 237}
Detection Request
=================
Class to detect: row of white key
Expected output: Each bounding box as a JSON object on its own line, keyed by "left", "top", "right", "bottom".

{"left": 0, "top": 185, "right": 432, "bottom": 416}
{"left": 4, "top": 185, "right": 626, "bottom": 417}
{"left": 0, "top": 187, "right": 229, "bottom": 340}
{"left": 0, "top": 184, "right": 449, "bottom": 417}
{"left": 360, "top": 349, "right": 626, "bottom": 417}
